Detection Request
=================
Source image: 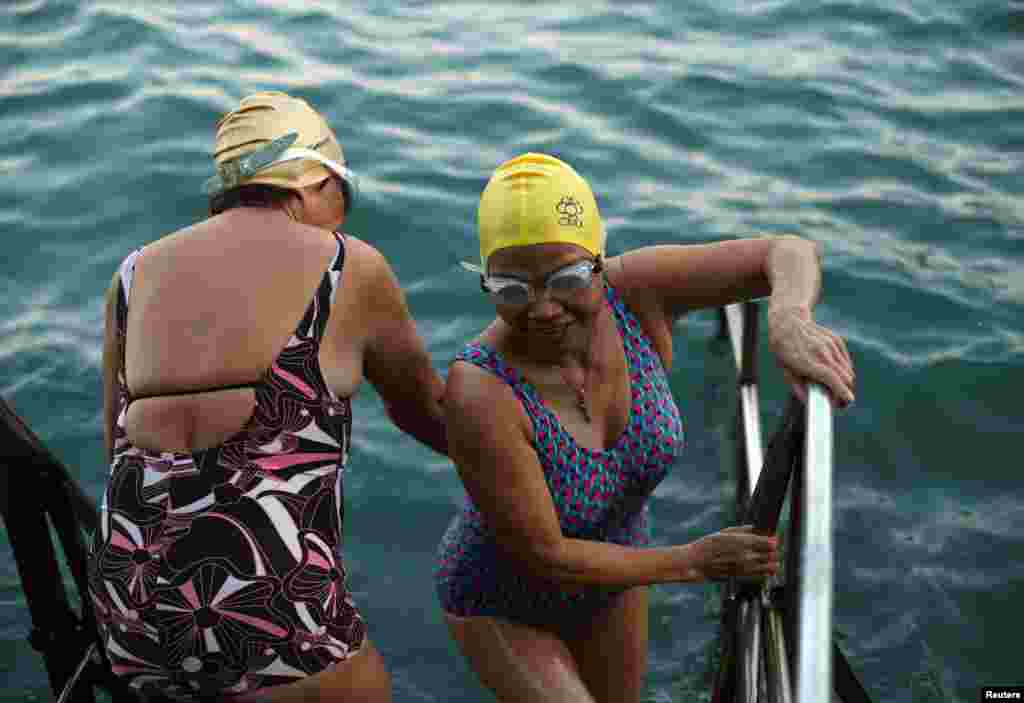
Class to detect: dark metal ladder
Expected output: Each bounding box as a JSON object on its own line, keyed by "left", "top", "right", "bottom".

{"left": 0, "top": 397, "right": 164, "bottom": 703}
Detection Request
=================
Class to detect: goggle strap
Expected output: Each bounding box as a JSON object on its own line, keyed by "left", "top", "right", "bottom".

{"left": 204, "top": 132, "right": 299, "bottom": 195}
{"left": 204, "top": 134, "right": 360, "bottom": 213}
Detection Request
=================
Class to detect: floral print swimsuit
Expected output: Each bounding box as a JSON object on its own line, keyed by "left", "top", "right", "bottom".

{"left": 88, "top": 232, "right": 364, "bottom": 701}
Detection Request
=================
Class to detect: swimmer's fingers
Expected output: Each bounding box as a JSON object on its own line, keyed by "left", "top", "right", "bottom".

{"left": 691, "top": 526, "right": 780, "bottom": 581}
{"left": 768, "top": 310, "right": 856, "bottom": 408}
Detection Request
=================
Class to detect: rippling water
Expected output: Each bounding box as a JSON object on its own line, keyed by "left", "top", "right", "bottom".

{"left": 2, "top": 1, "right": 1022, "bottom": 700}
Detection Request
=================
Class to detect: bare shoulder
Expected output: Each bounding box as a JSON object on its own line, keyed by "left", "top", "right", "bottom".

{"left": 604, "top": 252, "right": 655, "bottom": 310}
{"left": 604, "top": 252, "right": 671, "bottom": 321}
{"left": 341, "top": 235, "right": 390, "bottom": 273}
{"left": 444, "top": 357, "right": 537, "bottom": 473}
{"left": 341, "top": 238, "right": 409, "bottom": 317}
{"left": 445, "top": 357, "right": 525, "bottom": 434}
{"left": 446, "top": 358, "right": 498, "bottom": 408}
{"left": 338, "top": 233, "right": 378, "bottom": 260}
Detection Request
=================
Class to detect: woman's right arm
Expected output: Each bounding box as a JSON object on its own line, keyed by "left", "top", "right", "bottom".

{"left": 446, "top": 362, "right": 778, "bottom": 587}
{"left": 102, "top": 272, "right": 121, "bottom": 465}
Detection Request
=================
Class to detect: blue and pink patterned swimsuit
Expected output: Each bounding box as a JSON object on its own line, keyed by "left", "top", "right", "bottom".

{"left": 434, "top": 284, "right": 685, "bottom": 626}
{"left": 88, "top": 232, "right": 365, "bottom": 701}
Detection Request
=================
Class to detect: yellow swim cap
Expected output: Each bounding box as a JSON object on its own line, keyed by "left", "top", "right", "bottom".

{"left": 475, "top": 153, "right": 605, "bottom": 271}
{"left": 211, "top": 91, "right": 347, "bottom": 193}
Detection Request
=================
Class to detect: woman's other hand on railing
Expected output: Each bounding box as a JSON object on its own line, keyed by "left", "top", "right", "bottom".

{"left": 766, "top": 305, "right": 855, "bottom": 409}
{"left": 688, "top": 525, "right": 780, "bottom": 582}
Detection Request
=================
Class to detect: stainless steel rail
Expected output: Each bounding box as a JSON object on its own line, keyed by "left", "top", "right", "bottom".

{"left": 722, "top": 302, "right": 833, "bottom": 703}
{"left": 724, "top": 304, "right": 769, "bottom": 703}
{"left": 797, "top": 384, "right": 833, "bottom": 703}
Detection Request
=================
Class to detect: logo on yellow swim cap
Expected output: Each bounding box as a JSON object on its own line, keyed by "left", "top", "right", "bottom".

{"left": 476, "top": 153, "right": 605, "bottom": 271}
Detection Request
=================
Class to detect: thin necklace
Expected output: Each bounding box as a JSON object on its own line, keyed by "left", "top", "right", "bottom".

{"left": 559, "top": 366, "right": 592, "bottom": 422}
{"left": 557, "top": 309, "right": 601, "bottom": 424}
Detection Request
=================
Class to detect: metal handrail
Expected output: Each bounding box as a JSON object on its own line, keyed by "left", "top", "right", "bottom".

{"left": 797, "top": 385, "right": 833, "bottom": 702}
{"left": 723, "top": 303, "right": 770, "bottom": 703}
{"left": 724, "top": 302, "right": 766, "bottom": 490}
{"left": 717, "top": 302, "right": 833, "bottom": 703}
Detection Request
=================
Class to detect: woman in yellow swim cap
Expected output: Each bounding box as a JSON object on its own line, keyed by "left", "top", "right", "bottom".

{"left": 435, "top": 152, "right": 855, "bottom": 702}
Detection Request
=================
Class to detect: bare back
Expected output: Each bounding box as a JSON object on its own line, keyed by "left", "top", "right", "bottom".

{"left": 121, "top": 208, "right": 371, "bottom": 453}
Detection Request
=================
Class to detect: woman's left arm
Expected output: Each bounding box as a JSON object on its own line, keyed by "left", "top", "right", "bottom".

{"left": 612, "top": 235, "right": 855, "bottom": 406}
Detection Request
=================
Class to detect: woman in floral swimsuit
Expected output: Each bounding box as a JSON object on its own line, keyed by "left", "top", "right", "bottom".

{"left": 88, "top": 92, "right": 446, "bottom": 702}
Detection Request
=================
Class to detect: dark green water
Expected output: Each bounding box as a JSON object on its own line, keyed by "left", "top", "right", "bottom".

{"left": 2, "top": 1, "right": 1022, "bottom": 701}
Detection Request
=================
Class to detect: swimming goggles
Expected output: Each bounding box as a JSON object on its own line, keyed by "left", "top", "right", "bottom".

{"left": 203, "top": 131, "right": 360, "bottom": 213}
{"left": 460, "top": 258, "right": 603, "bottom": 306}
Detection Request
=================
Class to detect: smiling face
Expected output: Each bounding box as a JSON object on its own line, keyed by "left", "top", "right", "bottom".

{"left": 486, "top": 242, "right": 604, "bottom": 342}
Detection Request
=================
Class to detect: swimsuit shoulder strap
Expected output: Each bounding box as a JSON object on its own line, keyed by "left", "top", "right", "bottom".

{"left": 288, "top": 230, "right": 346, "bottom": 345}
{"left": 114, "top": 248, "right": 144, "bottom": 385}
{"left": 454, "top": 342, "right": 518, "bottom": 385}
{"left": 602, "top": 282, "right": 665, "bottom": 375}
{"left": 453, "top": 342, "right": 548, "bottom": 416}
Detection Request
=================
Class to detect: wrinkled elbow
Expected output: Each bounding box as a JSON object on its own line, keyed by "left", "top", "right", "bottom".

{"left": 513, "top": 538, "right": 574, "bottom": 583}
